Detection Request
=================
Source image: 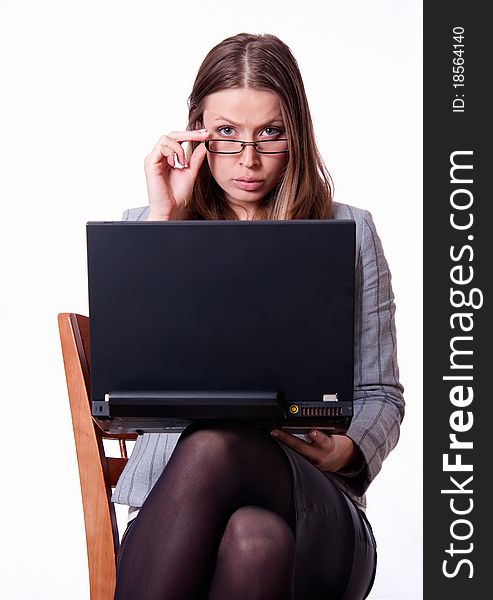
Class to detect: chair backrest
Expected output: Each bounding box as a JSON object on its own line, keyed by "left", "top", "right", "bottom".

{"left": 58, "top": 313, "right": 136, "bottom": 600}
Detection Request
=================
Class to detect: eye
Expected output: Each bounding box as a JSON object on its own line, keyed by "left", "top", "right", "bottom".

{"left": 262, "top": 126, "right": 284, "bottom": 137}
{"left": 216, "top": 126, "right": 235, "bottom": 136}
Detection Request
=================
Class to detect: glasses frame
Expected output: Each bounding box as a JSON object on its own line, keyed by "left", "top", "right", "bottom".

{"left": 205, "top": 139, "right": 289, "bottom": 155}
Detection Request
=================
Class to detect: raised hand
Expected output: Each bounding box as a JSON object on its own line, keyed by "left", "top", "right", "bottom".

{"left": 144, "top": 129, "right": 211, "bottom": 220}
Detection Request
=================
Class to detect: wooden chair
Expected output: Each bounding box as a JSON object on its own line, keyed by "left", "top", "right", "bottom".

{"left": 58, "top": 313, "right": 137, "bottom": 600}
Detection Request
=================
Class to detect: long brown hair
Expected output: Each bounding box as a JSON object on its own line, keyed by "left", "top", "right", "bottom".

{"left": 184, "top": 33, "right": 333, "bottom": 220}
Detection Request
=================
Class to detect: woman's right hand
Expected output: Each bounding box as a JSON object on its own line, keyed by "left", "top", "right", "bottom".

{"left": 144, "top": 129, "right": 211, "bottom": 220}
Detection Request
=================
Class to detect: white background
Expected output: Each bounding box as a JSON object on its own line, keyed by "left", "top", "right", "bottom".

{"left": 0, "top": 1, "right": 422, "bottom": 598}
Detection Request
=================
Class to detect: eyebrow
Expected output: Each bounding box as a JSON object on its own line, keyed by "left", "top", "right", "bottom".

{"left": 212, "top": 116, "right": 284, "bottom": 127}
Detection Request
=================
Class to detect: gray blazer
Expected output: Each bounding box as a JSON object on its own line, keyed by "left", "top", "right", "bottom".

{"left": 111, "top": 201, "right": 405, "bottom": 511}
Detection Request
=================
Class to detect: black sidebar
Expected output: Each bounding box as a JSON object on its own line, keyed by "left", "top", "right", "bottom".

{"left": 424, "top": 2, "right": 490, "bottom": 598}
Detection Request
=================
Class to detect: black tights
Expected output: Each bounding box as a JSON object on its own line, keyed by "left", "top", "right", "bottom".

{"left": 114, "top": 424, "right": 297, "bottom": 600}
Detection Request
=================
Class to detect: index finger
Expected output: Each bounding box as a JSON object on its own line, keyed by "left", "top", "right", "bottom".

{"left": 163, "top": 129, "right": 211, "bottom": 143}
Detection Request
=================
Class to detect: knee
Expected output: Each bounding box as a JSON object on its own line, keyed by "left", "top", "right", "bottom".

{"left": 219, "top": 506, "right": 295, "bottom": 566}
{"left": 177, "top": 424, "right": 258, "bottom": 463}
{"left": 177, "top": 426, "right": 237, "bottom": 459}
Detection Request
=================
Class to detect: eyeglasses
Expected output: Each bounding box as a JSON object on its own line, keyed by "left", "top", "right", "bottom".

{"left": 205, "top": 139, "right": 289, "bottom": 155}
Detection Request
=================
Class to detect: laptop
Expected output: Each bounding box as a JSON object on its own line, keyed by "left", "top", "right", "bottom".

{"left": 87, "top": 219, "right": 355, "bottom": 435}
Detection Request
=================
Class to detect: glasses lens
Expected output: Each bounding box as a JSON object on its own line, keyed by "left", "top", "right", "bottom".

{"left": 255, "top": 140, "right": 289, "bottom": 153}
{"left": 207, "top": 140, "right": 243, "bottom": 153}
{"left": 207, "top": 140, "right": 288, "bottom": 154}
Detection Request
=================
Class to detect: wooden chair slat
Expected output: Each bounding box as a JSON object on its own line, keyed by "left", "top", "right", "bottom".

{"left": 58, "top": 313, "right": 135, "bottom": 600}
{"left": 107, "top": 456, "right": 130, "bottom": 487}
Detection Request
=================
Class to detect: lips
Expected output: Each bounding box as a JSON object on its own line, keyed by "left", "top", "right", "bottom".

{"left": 233, "top": 178, "right": 264, "bottom": 191}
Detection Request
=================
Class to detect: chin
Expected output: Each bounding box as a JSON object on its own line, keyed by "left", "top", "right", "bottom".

{"left": 228, "top": 183, "right": 276, "bottom": 200}
{"left": 234, "top": 193, "right": 264, "bottom": 203}
{"left": 224, "top": 189, "right": 265, "bottom": 204}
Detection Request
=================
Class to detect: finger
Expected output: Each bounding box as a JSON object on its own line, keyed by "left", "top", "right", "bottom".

{"left": 162, "top": 129, "right": 211, "bottom": 144}
{"left": 157, "top": 139, "right": 186, "bottom": 167}
{"left": 144, "top": 141, "right": 176, "bottom": 170}
{"left": 151, "top": 143, "right": 174, "bottom": 168}
{"left": 155, "top": 131, "right": 210, "bottom": 164}
{"left": 187, "top": 141, "right": 208, "bottom": 178}
{"left": 271, "top": 429, "right": 321, "bottom": 463}
{"left": 153, "top": 131, "right": 211, "bottom": 169}
{"left": 305, "top": 429, "right": 331, "bottom": 448}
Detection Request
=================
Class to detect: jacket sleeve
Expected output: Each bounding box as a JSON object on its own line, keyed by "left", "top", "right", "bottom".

{"left": 122, "top": 206, "right": 150, "bottom": 221}
{"left": 336, "top": 210, "right": 405, "bottom": 497}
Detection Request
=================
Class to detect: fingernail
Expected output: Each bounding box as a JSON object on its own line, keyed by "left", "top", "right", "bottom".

{"left": 270, "top": 430, "right": 279, "bottom": 437}
{"left": 309, "top": 430, "right": 317, "bottom": 437}
{"left": 198, "top": 128, "right": 208, "bottom": 133}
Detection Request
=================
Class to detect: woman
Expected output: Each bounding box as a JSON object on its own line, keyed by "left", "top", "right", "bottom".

{"left": 113, "top": 32, "right": 405, "bottom": 600}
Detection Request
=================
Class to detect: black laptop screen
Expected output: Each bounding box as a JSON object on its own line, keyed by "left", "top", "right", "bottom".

{"left": 87, "top": 220, "right": 355, "bottom": 405}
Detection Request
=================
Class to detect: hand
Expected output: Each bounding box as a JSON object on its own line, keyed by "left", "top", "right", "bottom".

{"left": 270, "top": 429, "right": 360, "bottom": 473}
{"left": 144, "top": 129, "right": 211, "bottom": 220}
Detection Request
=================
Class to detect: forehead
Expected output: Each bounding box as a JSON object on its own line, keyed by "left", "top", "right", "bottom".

{"left": 203, "top": 88, "right": 283, "bottom": 124}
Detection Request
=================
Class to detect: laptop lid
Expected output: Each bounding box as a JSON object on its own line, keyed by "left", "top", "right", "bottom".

{"left": 87, "top": 220, "right": 355, "bottom": 430}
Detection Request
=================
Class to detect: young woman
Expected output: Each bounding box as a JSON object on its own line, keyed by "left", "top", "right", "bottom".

{"left": 112, "top": 32, "right": 405, "bottom": 600}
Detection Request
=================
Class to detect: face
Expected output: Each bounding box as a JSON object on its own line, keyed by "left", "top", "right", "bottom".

{"left": 202, "top": 88, "right": 289, "bottom": 219}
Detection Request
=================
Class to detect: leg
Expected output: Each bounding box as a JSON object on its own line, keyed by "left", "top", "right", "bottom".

{"left": 114, "top": 424, "right": 295, "bottom": 600}
{"left": 208, "top": 506, "right": 295, "bottom": 600}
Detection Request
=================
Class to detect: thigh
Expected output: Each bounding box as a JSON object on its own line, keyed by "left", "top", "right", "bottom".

{"left": 117, "top": 517, "right": 137, "bottom": 570}
{"left": 174, "top": 421, "right": 297, "bottom": 531}
{"left": 275, "top": 442, "right": 377, "bottom": 600}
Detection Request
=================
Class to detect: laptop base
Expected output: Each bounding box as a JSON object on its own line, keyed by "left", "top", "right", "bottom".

{"left": 92, "top": 390, "right": 353, "bottom": 436}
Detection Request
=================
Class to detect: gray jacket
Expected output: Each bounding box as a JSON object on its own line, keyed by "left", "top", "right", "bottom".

{"left": 111, "top": 201, "right": 405, "bottom": 511}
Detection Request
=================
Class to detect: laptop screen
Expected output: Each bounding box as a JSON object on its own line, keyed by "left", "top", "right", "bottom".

{"left": 87, "top": 220, "right": 355, "bottom": 410}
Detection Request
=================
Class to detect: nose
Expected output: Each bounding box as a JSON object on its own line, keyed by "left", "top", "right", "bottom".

{"left": 239, "top": 144, "right": 261, "bottom": 168}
